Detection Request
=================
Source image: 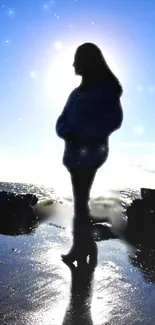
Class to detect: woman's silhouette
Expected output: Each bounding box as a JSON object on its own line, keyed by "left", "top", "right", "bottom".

{"left": 62, "top": 259, "right": 97, "bottom": 325}
{"left": 56, "top": 42, "right": 123, "bottom": 265}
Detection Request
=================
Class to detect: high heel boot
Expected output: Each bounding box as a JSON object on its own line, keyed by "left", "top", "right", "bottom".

{"left": 61, "top": 221, "right": 98, "bottom": 266}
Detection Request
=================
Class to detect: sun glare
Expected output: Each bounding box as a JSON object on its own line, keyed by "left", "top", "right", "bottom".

{"left": 44, "top": 42, "right": 121, "bottom": 115}
{"left": 45, "top": 44, "right": 81, "bottom": 112}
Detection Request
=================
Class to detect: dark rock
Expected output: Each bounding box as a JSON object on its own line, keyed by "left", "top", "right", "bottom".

{"left": 91, "top": 188, "right": 155, "bottom": 246}
{"left": 0, "top": 191, "right": 39, "bottom": 236}
{"left": 141, "top": 188, "right": 155, "bottom": 204}
{"left": 127, "top": 188, "right": 155, "bottom": 232}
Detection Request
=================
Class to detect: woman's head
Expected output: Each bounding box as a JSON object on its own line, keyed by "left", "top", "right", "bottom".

{"left": 73, "top": 43, "right": 104, "bottom": 76}
{"left": 73, "top": 42, "right": 123, "bottom": 97}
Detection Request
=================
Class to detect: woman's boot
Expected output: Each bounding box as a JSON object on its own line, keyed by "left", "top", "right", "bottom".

{"left": 61, "top": 221, "right": 98, "bottom": 266}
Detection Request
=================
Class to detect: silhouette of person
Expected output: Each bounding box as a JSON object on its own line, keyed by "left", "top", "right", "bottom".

{"left": 62, "top": 254, "right": 97, "bottom": 325}
{"left": 56, "top": 42, "right": 123, "bottom": 265}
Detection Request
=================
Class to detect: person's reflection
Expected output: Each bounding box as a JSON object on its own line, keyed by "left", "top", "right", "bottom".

{"left": 62, "top": 249, "right": 97, "bottom": 325}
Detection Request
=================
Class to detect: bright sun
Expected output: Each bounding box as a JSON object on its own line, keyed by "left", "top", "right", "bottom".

{"left": 45, "top": 44, "right": 81, "bottom": 111}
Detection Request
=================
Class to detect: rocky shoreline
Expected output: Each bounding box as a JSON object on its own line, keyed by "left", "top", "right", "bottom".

{"left": 0, "top": 188, "right": 155, "bottom": 244}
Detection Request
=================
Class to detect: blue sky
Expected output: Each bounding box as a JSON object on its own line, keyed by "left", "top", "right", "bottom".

{"left": 0, "top": 0, "right": 155, "bottom": 194}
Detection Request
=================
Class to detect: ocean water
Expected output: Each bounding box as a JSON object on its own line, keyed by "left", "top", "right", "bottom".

{"left": 1, "top": 182, "right": 155, "bottom": 325}
{"left": 0, "top": 182, "right": 55, "bottom": 200}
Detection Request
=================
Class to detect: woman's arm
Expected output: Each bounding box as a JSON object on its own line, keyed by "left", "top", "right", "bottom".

{"left": 70, "top": 88, "right": 123, "bottom": 143}
{"left": 55, "top": 90, "right": 77, "bottom": 140}
{"left": 99, "top": 96, "right": 123, "bottom": 137}
{"left": 55, "top": 110, "right": 72, "bottom": 140}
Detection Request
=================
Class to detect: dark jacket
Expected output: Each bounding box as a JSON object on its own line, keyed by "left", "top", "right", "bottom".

{"left": 56, "top": 76, "right": 123, "bottom": 170}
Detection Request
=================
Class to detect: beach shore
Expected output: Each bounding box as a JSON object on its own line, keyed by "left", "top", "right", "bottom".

{"left": 1, "top": 220, "right": 155, "bottom": 325}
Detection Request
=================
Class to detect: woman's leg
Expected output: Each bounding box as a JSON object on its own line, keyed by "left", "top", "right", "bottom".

{"left": 70, "top": 167, "right": 97, "bottom": 233}
{"left": 61, "top": 167, "right": 98, "bottom": 265}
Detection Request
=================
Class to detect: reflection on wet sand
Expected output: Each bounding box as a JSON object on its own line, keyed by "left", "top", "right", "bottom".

{"left": 62, "top": 260, "right": 97, "bottom": 325}
{"left": 129, "top": 245, "right": 155, "bottom": 284}
{"left": 2, "top": 204, "right": 155, "bottom": 290}
{"left": 1, "top": 223, "right": 155, "bottom": 324}
{"left": 2, "top": 194, "right": 155, "bottom": 324}
{"left": 92, "top": 222, "right": 155, "bottom": 286}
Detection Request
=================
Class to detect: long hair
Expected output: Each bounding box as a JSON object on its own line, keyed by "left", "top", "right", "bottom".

{"left": 74, "top": 42, "right": 123, "bottom": 97}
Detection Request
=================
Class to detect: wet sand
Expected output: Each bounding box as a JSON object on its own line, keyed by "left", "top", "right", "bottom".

{"left": 1, "top": 218, "right": 155, "bottom": 325}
